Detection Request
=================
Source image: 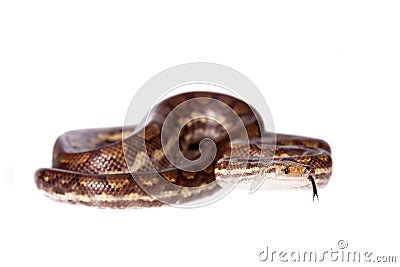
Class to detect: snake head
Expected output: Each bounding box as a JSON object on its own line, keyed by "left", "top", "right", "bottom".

{"left": 269, "top": 161, "right": 319, "bottom": 200}
{"left": 271, "top": 161, "right": 313, "bottom": 180}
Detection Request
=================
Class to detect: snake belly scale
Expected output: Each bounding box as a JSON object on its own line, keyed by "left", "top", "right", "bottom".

{"left": 35, "top": 92, "right": 332, "bottom": 208}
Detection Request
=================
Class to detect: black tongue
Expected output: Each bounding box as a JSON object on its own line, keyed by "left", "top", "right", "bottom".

{"left": 308, "top": 176, "right": 319, "bottom": 202}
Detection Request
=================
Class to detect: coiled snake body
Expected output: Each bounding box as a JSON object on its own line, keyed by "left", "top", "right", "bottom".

{"left": 35, "top": 92, "right": 332, "bottom": 208}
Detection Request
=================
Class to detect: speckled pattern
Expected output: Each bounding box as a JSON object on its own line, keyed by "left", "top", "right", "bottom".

{"left": 35, "top": 92, "right": 332, "bottom": 208}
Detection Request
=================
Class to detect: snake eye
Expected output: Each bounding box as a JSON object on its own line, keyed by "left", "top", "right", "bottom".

{"left": 284, "top": 167, "right": 290, "bottom": 175}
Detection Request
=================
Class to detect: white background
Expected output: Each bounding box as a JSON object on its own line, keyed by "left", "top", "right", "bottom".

{"left": 1, "top": 1, "right": 399, "bottom": 266}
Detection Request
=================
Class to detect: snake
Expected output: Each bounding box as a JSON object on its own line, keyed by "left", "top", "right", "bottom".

{"left": 35, "top": 92, "right": 332, "bottom": 208}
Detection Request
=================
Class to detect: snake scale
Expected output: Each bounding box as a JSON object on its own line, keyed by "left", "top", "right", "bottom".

{"left": 35, "top": 92, "right": 332, "bottom": 208}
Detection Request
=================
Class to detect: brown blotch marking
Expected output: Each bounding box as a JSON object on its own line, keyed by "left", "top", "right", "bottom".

{"left": 144, "top": 123, "right": 161, "bottom": 140}
{"left": 233, "top": 101, "right": 251, "bottom": 115}
{"left": 167, "top": 94, "right": 188, "bottom": 107}
{"left": 203, "top": 164, "right": 214, "bottom": 174}
{"left": 107, "top": 178, "right": 130, "bottom": 189}
{"left": 192, "top": 92, "right": 213, "bottom": 99}
{"left": 59, "top": 152, "right": 91, "bottom": 164}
